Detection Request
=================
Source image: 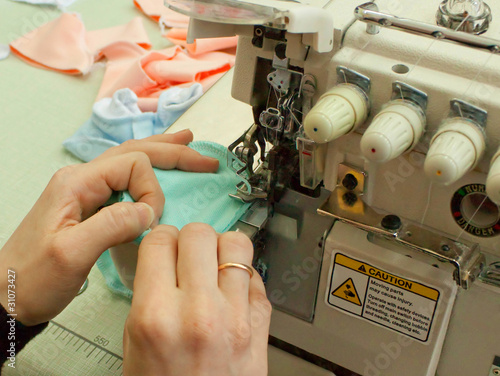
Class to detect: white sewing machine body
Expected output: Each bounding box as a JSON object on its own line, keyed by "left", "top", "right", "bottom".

{"left": 113, "top": 0, "right": 500, "bottom": 374}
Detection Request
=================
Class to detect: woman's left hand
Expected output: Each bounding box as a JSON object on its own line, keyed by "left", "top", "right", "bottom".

{"left": 0, "top": 130, "right": 219, "bottom": 326}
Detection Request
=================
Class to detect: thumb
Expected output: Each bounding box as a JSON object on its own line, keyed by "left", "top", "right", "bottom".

{"left": 68, "top": 202, "right": 155, "bottom": 264}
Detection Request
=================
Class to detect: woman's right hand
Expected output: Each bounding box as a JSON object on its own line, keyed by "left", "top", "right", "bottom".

{"left": 123, "top": 223, "right": 272, "bottom": 375}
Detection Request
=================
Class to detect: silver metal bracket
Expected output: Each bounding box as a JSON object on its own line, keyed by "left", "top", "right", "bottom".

{"left": 337, "top": 66, "right": 371, "bottom": 94}
{"left": 355, "top": 2, "right": 500, "bottom": 52}
{"left": 449, "top": 99, "right": 488, "bottom": 129}
{"left": 392, "top": 82, "right": 428, "bottom": 111}
{"left": 228, "top": 200, "right": 269, "bottom": 239}
{"left": 318, "top": 186, "right": 486, "bottom": 289}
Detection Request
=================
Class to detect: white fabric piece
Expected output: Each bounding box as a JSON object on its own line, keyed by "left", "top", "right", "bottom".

{"left": 9, "top": 0, "right": 78, "bottom": 7}
{"left": 0, "top": 45, "right": 10, "bottom": 60}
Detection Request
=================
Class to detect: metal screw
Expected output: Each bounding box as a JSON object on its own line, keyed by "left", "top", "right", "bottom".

{"left": 342, "top": 173, "right": 358, "bottom": 190}
{"left": 441, "top": 244, "right": 450, "bottom": 252}
{"left": 493, "top": 368, "right": 500, "bottom": 375}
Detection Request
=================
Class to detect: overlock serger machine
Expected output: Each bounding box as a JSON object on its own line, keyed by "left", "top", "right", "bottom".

{"left": 167, "top": 1, "right": 500, "bottom": 375}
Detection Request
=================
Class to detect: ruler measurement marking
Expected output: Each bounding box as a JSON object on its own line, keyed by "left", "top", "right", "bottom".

{"left": 49, "top": 320, "right": 123, "bottom": 361}
{"left": 73, "top": 338, "right": 80, "bottom": 347}
{"left": 76, "top": 341, "right": 85, "bottom": 352}
{"left": 86, "top": 347, "right": 96, "bottom": 358}
{"left": 109, "top": 358, "right": 118, "bottom": 370}
{"left": 66, "top": 336, "right": 73, "bottom": 346}
{"left": 61, "top": 332, "right": 69, "bottom": 341}
{"left": 98, "top": 353, "right": 107, "bottom": 364}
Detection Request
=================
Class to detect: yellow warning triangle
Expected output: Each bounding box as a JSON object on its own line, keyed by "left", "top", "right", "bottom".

{"left": 332, "top": 278, "right": 362, "bottom": 306}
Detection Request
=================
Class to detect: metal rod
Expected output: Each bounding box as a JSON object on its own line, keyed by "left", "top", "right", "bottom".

{"left": 354, "top": 3, "right": 500, "bottom": 52}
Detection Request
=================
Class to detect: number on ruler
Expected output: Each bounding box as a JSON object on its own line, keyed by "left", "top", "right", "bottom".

{"left": 48, "top": 321, "right": 123, "bottom": 375}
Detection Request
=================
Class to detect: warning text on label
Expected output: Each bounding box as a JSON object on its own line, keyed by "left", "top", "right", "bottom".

{"left": 326, "top": 253, "right": 440, "bottom": 342}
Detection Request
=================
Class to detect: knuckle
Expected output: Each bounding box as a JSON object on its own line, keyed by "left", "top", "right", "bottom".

{"left": 220, "top": 231, "right": 253, "bottom": 253}
{"left": 127, "top": 313, "right": 170, "bottom": 346}
{"left": 183, "top": 308, "right": 219, "bottom": 347}
{"left": 253, "top": 292, "right": 273, "bottom": 318}
{"left": 228, "top": 317, "right": 252, "bottom": 350}
{"left": 182, "top": 223, "right": 216, "bottom": 238}
{"left": 142, "top": 225, "right": 179, "bottom": 246}
{"left": 129, "top": 150, "right": 151, "bottom": 164}
{"left": 121, "top": 139, "right": 141, "bottom": 150}
{"left": 50, "top": 165, "right": 78, "bottom": 186}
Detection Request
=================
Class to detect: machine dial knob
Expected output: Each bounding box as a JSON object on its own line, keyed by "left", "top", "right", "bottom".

{"left": 304, "top": 84, "right": 369, "bottom": 143}
{"left": 436, "top": 0, "right": 492, "bottom": 34}
{"left": 360, "top": 100, "right": 425, "bottom": 163}
{"left": 486, "top": 150, "right": 500, "bottom": 205}
{"left": 424, "top": 119, "right": 485, "bottom": 185}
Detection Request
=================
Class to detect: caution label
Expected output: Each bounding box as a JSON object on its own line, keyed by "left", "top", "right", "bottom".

{"left": 326, "top": 253, "right": 440, "bottom": 342}
{"left": 332, "top": 278, "right": 362, "bottom": 306}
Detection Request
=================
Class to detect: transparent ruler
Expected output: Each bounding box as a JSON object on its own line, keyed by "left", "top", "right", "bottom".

{"left": 3, "top": 267, "right": 130, "bottom": 376}
{"left": 47, "top": 320, "right": 123, "bottom": 374}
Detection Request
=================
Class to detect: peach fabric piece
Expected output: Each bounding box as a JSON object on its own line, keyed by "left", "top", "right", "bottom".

{"left": 10, "top": 13, "right": 151, "bottom": 75}
{"left": 165, "top": 28, "right": 238, "bottom": 56}
{"left": 133, "top": 0, "right": 189, "bottom": 27}
{"left": 97, "top": 43, "right": 235, "bottom": 111}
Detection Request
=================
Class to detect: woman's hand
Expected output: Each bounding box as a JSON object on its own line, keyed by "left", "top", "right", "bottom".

{"left": 0, "top": 130, "right": 219, "bottom": 326}
{"left": 123, "top": 224, "right": 272, "bottom": 376}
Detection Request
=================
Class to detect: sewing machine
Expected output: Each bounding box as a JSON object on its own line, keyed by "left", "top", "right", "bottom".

{"left": 111, "top": 0, "right": 500, "bottom": 374}
{"left": 164, "top": 0, "right": 500, "bottom": 375}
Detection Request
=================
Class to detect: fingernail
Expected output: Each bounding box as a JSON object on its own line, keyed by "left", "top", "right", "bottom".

{"left": 136, "top": 203, "right": 155, "bottom": 229}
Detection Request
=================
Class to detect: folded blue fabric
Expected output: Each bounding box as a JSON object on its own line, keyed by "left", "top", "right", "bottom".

{"left": 97, "top": 141, "right": 251, "bottom": 299}
{"left": 63, "top": 84, "right": 203, "bottom": 162}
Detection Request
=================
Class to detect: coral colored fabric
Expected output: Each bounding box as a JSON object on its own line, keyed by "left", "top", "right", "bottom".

{"left": 166, "top": 28, "right": 238, "bottom": 56}
{"left": 133, "top": 0, "right": 189, "bottom": 27}
{"left": 97, "top": 44, "right": 234, "bottom": 111}
{"left": 9, "top": 13, "right": 151, "bottom": 75}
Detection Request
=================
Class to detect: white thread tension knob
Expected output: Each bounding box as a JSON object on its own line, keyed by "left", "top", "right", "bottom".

{"left": 424, "top": 119, "right": 485, "bottom": 185}
{"left": 361, "top": 100, "right": 426, "bottom": 163}
{"left": 486, "top": 150, "right": 500, "bottom": 205}
{"left": 304, "top": 84, "right": 369, "bottom": 143}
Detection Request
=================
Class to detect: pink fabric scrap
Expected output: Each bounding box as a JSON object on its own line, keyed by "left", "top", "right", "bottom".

{"left": 134, "top": 0, "right": 189, "bottom": 28}
{"left": 10, "top": 13, "right": 151, "bottom": 75}
{"left": 97, "top": 43, "right": 235, "bottom": 112}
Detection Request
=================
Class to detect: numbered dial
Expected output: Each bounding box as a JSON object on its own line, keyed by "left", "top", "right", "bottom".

{"left": 361, "top": 100, "right": 425, "bottom": 163}
{"left": 304, "top": 84, "right": 369, "bottom": 143}
{"left": 424, "top": 119, "right": 485, "bottom": 185}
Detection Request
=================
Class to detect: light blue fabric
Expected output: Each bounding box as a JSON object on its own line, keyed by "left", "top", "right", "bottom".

{"left": 97, "top": 141, "right": 251, "bottom": 299}
{"left": 63, "top": 84, "right": 203, "bottom": 162}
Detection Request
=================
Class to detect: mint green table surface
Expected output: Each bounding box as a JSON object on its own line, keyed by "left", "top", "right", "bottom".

{"left": 0, "top": 2, "right": 170, "bottom": 375}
